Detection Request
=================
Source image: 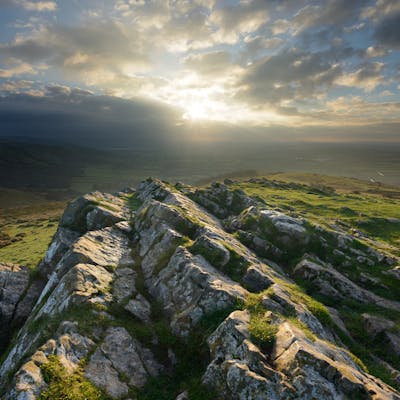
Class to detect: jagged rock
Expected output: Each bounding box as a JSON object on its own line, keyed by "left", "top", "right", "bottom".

{"left": 141, "top": 226, "right": 184, "bottom": 280}
{"left": 86, "top": 206, "right": 124, "bottom": 231}
{"left": 125, "top": 294, "right": 152, "bottom": 323}
{"left": 94, "top": 327, "right": 162, "bottom": 388}
{"left": 175, "top": 391, "right": 189, "bottom": 400}
{"left": 60, "top": 192, "right": 126, "bottom": 232}
{"left": 192, "top": 182, "right": 257, "bottom": 218}
{"left": 230, "top": 206, "right": 310, "bottom": 250}
{"left": 242, "top": 264, "right": 274, "bottom": 293}
{"left": 7, "top": 321, "right": 94, "bottom": 400}
{"left": 149, "top": 247, "right": 248, "bottom": 335}
{"left": 36, "top": 227, "right": 133, "bottom": 306}
{"left": 273, "top": 321, "right": 400, "bottom": 399}
{"left": 37, "top": 227, "right": 80, "bottom": 278}
{"left": 386, "top": 266, "right": 400, "bottom": 280}
{"left": 263, "top": 283, "right": 335, "bottom": 342}
{"left": 190, "top": 234, "right": 231, "bottom": 268}
{"left": 112, "top": 267, "right": 137, "bottom": 302}
{"left": 0, "top": 264, "right": 30, "bottom": 353}
{"left": 386, "top": 333, "right": 400, "bottom": 358}
{"left": 362, "top": 313, "right": 396, "bottom": 337}
{"left": 2, "top": 177, "right": 400, "bottom": 400}
{"left": 203, "top": 310, "right": 295, "bottom": 399}
{"left": 38, "top": 263, "right": 113, "bottom": 317}
{"left": 85, "top": 348, "right": 129, "bottom": 398}
{"left": 7, "top": 360, "right": 46, "bottom": 400}
{"left": 293, "top": 257, "right": 400, "bottom": 311}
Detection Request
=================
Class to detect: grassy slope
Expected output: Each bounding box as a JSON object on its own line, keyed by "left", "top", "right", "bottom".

{"left": 231, "top": 172, "right": 400, "bottom": 253}
{"left": 0, "top": 199, "right": 65, "bottom": 268}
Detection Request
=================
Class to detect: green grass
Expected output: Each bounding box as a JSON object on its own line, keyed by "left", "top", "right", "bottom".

{"left": 0, "top": 202, "right": 64, "bottom": 268}
{"left": 40, "top": 355, "right": 111, "bottom": 400}
{"left": 127, "top": 193, "right": 143, "bottom": 211}
{"left": 248, "top": 314, "right": 278, "bottom": 352}
{"left": 231, "top": 176, "right": 400, "bottom": 250}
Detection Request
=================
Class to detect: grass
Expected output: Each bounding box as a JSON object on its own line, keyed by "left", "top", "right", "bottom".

{"left": 230, "top": 175, "right": 400, "bottom": 251}
{"left": 40, "top": 355, "right": 111, "bottom": 400}
{"left": 248, "top": 314, "right": 278, "bottom": 352}
{"left": 0, "top": 202, "right": 64, "bottom": 268}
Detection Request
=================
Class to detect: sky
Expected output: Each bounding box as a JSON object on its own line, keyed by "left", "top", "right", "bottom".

{"left": 0, "top": 0, "right": 399, "bottom": 145}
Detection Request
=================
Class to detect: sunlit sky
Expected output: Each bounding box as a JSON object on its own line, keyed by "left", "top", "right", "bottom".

{"left": 0, "top": 0, "right": 399, "bottom": 142}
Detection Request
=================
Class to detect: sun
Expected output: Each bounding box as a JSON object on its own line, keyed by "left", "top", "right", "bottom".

{"left": 183, "top": 102, "right": 209, "bottom": 120}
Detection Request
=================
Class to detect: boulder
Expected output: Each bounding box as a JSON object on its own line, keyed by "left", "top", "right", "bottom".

{"left": 0, "top": 264, "right": 30, "bottom": 353}
{"left": 60, "top": 192, "right": 127, "bottom": 232}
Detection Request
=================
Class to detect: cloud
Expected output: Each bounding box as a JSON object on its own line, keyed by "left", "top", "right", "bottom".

{"left": 0, "top": 60, "right": 37, "bottom": 78}
{"left": 374, "top": 11, "right": 400, "bottom": 49}
{"left": 17, "top": 0, "right": 56, "bottom": 11}
{"left": 0, "top": 87, "right": 185, "bottom": 148}
{"left": 365, "top": 46, "right": 389, "bottom": 58}
{"left": 209, "top": 0, "right": 269, "bottom": 44}
{"left": 183, "top": 51, "right": 234, "bottom": 76}
{"left": 0, "top": 20, "right": 151, "bottom": 89}
{"left": 0, "top": 0, "right": 57, "bottom": 11}
{"left": 0, "top": 79, "right": 33, "bottom": 93}
{"left": 236, "top": 47, "right": 353, "bottom": 106}
{"left": 293, "top": 0, "right": 364, "bottom": 33}
{"left": 241, "top": 36, "right": 284, "bottom": 61}
{"left": 335, "top": 62, "right": 385, "bottom": 91}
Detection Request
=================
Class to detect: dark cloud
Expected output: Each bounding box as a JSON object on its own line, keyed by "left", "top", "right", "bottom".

{"left": 374, "top": 11, "right": 400, "bottom": 49}
{"left": 0, "top": 90, "right": 184, "bottom": 149}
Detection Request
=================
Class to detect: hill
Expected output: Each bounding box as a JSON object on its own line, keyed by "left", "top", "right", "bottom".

{"left": 0, "top": 176, "right": 400, "bottom": 399}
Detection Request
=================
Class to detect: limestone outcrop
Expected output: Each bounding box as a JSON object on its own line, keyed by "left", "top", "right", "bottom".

{"left": 1, "top": 178, "right": 399, "bottom": 399}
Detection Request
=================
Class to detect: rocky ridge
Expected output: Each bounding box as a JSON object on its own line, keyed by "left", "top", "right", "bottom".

{"left": 0, "top": 178, "right": 399, "bottom": 399}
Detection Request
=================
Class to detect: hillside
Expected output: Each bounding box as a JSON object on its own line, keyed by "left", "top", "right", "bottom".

{"left": 0, "top": 176, "right": 400, "bottom": 399}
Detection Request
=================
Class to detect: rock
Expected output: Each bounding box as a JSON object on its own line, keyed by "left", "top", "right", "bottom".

{"left": 273, "top": 321, "right": 400, "bottom": 399}
{"left": 112, "top": 267, "right": 137, "bottom": 303}
{"left": 141, "top": 226, "right": 184, "bottom": 280}
{"left": 190, "top": 234, "right": 231, "bottom": 268}
{"left": 125, "top": 294, "right": 152, "bottom": 323}
{"left": 8, "top": 360, "right": 46, "bottom": 400}
{"left": 192, "top": 182, "right": 257, "bottom": 218}
{"left": 2, "top": 177, "right": 400, "bottom": 400}
{"left": 37, "top": 263, "right": 113, "bottom": 317}
{"left": 175, "top": 390, "right": 189, "bottom": 400}
{"left": 386, "top": 332, "right": 400, "bottom": 358}
{"left": 0, "top": 264, "right": 30, "bottom": 353}
{"left": 36, "top": 227, "right": 133, "bottom": 306}
{"left": 86, "top": 348, "right": 129, "bottom": 398}
{"left": 97, "top": 327, "right": 162, "bottom": 388}
{"left": 386, "top": 266, "right": 400, "bottom": 280}
{"left": 293, "top": 257, "right": 400, "bottom": 312}
{"left": 203, "top": 310, "right": 294, "bottom": 399}
{"left": 149, "top": 247, "right": 248, "bottom": 335}
{"left": 7, "top": 322, "right": 95, "bottom": 400}
{"left": 60, "top": 192, "right": 127, "bottom": 232}
{"left": 242, "top": 264, "right": 274, "bottom": 293}
{"left": 362, "top": 313, "right": 395, "bottom": 337}
{"left": 37, "top": 227, "right": 80, "bottom": 277}
{"left": 264, "top": 283, "right": 335, "bottom": 342}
